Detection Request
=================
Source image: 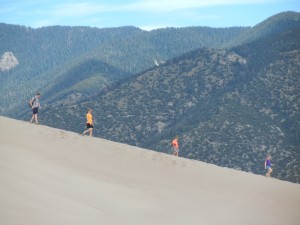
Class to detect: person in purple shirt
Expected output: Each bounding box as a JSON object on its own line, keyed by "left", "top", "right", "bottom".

{"left": 264, "top": 155, "right": 273, "bottom": 177}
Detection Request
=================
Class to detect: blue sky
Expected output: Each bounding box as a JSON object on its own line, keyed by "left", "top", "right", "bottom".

{"left": 0, "top": 0, "right": 299, "bottom": 30}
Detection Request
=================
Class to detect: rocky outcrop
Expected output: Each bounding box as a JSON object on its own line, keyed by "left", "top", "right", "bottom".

{"left": 0, "top": 52, "right": 19, "bottom": 72}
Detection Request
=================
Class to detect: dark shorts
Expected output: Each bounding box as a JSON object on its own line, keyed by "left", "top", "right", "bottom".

{"left": 86, "top": 123, "right": 94, "bottom": 129}
{"left": 32, "top": 107, "right": 39, "bottom": 115}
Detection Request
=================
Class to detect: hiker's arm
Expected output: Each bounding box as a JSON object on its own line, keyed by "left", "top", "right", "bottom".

{"left": 29, "top": 99, "right": 33, "bottom": 107}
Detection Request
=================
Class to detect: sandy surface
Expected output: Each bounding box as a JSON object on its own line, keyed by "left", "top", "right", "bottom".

{"left": 0, "top": 116, "right": 299, "bottom": 225}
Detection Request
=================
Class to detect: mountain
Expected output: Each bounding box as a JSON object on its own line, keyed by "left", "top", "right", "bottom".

{"left": 2, "top": 12, "right": 299, "bottom": 118}
{"left": 226, "top": 11, "right": 300, "bottom": 47}
{"left": 0, "top": 25, "right": 142, "bottom": 114}
{"left": 39, "top": 26, "right": 249, "bottom": 109}
{"left": 40, "top": 13, "right": 300, "bottom": 183}
{"left": 87, "top": 26, "right": 248, "bottom": 74}
{"left": 0, "top": 23, "right": 248, "bottom": 115}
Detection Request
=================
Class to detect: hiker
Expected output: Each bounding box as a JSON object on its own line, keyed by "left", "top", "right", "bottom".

{"left": 82, "top": 109, "right": 94, "bottom": 137}
{"left": 265, "top": 155, "right": 273, "bottom": 177}
{"left": 29, "top": 92, "right": 41, "bottom": 124}
{"left": 172, "top": 136, "right": 179, "bottom": 157}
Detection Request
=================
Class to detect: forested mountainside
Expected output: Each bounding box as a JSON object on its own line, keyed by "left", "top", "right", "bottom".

{"left": 87, "top": 26, "right": 247, "bottom": 74}
{"left": 0, "top": 23, "right": 247, "bottom": 116}
{"left": 40, "top": 59, "right": 131, "bottom": 106}
{"left": 0, "top": 25, "right": 141, "bottom": 114}
{"left": 41, "top": 15, "right": 300, "bottom": 183}
{"left": 226, "top": 11, "right": 300, "bottom": 47}
{"left": 0, "top": 24, "right": 141, "bottom": 78}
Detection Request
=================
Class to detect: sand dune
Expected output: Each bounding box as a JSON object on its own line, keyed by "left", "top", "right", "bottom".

{"left": 0, "top": 116, "right": 299, "bottom": 225}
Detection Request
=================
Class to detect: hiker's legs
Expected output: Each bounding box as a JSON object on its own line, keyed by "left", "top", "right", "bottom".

{"left": 82, "top": 128, "right": 93, "bottom": 136}
{"left": 268, "top": 168, "right": 273, "bottom": 176}
{"left": 34, "top": 114, "right": 38, "bottom": 124}
{"left": 31, "top": 108, "right": 39, "bottom": 124}
{"left": 266, "top": 168, "right": 272, "bottom": 177}
{"left": 82, "top": 129, "right": 89, "bottom": 135}
{"left": 30, "top": 114, "right": 34, "bottom": 122}
{"left": 173, "top": 148, "right": 178, "bottom": 157}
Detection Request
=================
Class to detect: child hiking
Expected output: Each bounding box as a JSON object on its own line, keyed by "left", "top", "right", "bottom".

{"left": 82, "top": 109, "right": 94, "bottom": 137}
{"left": 265, "top": 155, "right": 273, "bottom": 177}
{"left": 172, "top": 136, "right": 179, "bottom": 157}
{"left": 29, "top": 92, "right": 41, "bottom": 124}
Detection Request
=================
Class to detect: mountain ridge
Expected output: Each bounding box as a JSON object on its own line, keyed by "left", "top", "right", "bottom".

{"left": 226, "top": 11, "right": 300, "bottom": 47}
{"left": 0, "top": 22, "right": 248, "bottom": 115}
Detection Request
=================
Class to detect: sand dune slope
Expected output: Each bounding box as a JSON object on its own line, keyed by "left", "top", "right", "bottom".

{"left": 0, "top": 116, "right": 299, "bottom": 225}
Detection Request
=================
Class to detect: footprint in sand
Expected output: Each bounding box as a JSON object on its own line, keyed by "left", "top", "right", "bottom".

{"left": 60, "top": 131, "right": 65, "bottom": 138}
{"left": 139, "top": 151, "right": 147, "bottom": 157}
{"left": 73, "top": 136, "right": 79, "bottom": 140}
{"left": 151, "top": 153, "right": 160, "bottom": 161}
{"left": 151, "top": 155, "right": 157, "bottom": 161}
{"left": 181, "top": 161, "right": 187, "bottom": 167}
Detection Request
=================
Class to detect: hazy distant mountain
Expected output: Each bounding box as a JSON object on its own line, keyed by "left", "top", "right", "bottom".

{"left": 87, "top": 26, "right": 248, "bottom": 74}
{"left": 40, "top": 12, "right": 300, "bottom": 183}
{"left": 0, "top": 22, "right": 248, "bottom": 115}
{"left": 0, "top": 24, "right": 142, "bottom": 114}
{"left": 226, "top": 11, "right": 300, "bottom": 47}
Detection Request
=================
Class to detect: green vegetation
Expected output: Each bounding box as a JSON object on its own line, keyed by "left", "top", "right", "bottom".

{"left": 226, "top": 11, "right": 300, "bottom": 47}
{"left": 0, "top": 23, "right": 247, "bottom": 115}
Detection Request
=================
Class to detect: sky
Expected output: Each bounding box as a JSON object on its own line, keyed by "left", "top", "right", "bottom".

{"left": 0, "top": 0, "right": 299, "bottom": 30}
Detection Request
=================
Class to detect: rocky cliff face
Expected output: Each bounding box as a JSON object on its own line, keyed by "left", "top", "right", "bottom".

{"left": 0, "top": 52, "right": 19, "bottom": 71}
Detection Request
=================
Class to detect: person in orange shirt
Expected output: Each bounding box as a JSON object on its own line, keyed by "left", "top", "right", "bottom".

{"left": 172, "top": 136, "right": 179, "bottom": 157}
{"left": 82, "top": 109, "right": 94, "bottom": 136}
